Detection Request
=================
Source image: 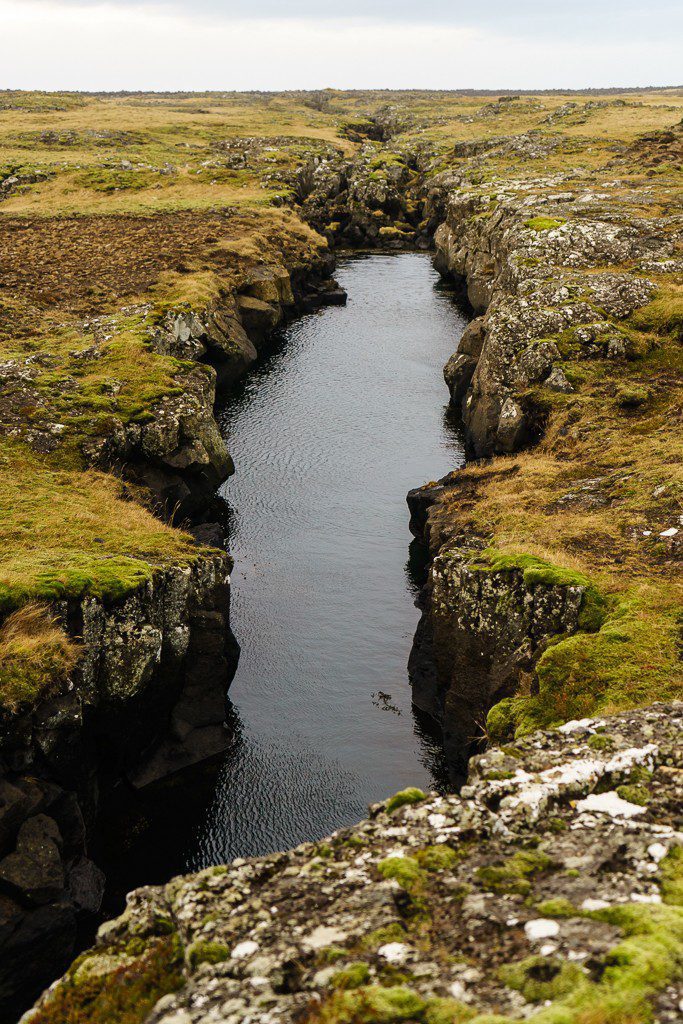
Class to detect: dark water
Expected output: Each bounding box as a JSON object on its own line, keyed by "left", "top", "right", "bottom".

{"left": 187, "top": 252, "right": 467, "bottom": 867}
{"left": 95, "top": 252, "right": 468, "bottom": 897}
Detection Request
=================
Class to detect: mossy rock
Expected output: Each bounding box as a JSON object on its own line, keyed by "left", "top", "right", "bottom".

{"left": 385, "top": 788, "right": 426, "bottom": 815}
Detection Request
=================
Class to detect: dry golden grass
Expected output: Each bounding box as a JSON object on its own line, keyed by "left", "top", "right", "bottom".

{"left": 0, "top": 603, "right": 80, "bottom": 713}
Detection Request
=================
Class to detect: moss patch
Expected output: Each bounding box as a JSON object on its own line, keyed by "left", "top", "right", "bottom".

{"left": 30, "top": 936, "right": 184, "bottom": 1024}
{"left": 499, "top": 955, "right": 586, "bottom": 1003}
{"left": 524, "top": 217, "right": 566, "bottom": 232}
{"left": 331, "top": 963, "right": 371, "bottom": 990}
{"left": 384, "top": 788, "right": 426, "bottom": 815}
{"left": 186, "top": 941, "right": 230, "bottom": 969}
{"left": 477, "top": 850, "right": 555, "bottom": 896}
{"left": 377, "top": 856, "right": 425, "bottom": 891}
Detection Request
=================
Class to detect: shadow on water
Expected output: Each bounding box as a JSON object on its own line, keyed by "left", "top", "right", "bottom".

{"left": 96, "top": 251, "right": 469, "bottom": 910}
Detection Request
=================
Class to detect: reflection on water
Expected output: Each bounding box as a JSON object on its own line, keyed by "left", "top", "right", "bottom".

{"left": 97, "top": 252, "right": 468, "bottom": 902}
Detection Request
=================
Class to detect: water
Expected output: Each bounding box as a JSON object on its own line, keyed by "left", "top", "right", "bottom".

{"left": 188, "top": 251, "right": 467, "bottom": 867}
{"left": 95, "top": 251, "right": 468, "bottom": 897}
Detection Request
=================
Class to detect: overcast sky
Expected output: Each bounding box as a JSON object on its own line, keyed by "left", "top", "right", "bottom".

{"left": 2, "top": 1, "right": 681, "bottom": 91}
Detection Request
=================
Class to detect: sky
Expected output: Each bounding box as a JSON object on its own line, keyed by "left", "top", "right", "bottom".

{"left": 1, "top": 1, "right": 681, "bottom": 92}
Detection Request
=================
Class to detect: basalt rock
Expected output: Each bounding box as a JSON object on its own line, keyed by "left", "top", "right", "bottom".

{"left": 83, "top": 258, "right": 345, "bottom": 519}
{"left": 431, "top": 188, "right": 672, "bottom": 457}
{"left": 24, "top": 703, "right": 683, "bottom": 1024}
{"left": 0, "top": 553, "right": 237, "bottom": 1020}
{"left": 406, "top": 504, "right": 588, "bottom": 775}
{"left": 0, "top": 776, "right": 104, "bottom": 1020}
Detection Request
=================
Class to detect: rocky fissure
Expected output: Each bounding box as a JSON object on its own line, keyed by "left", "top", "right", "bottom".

{"left": 0, "top": 249, "right": 346, "bottom": 1020}
{"left": 3, "top": 98, "right": 681, "bottom": 1024}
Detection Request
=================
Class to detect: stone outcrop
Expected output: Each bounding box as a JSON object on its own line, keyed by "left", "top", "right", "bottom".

{"left": 429, "top": 186, "right": 676, "bottom": 457}
{"left": 300, "top": 143, "right": 429, "bottom": 248}
{"left": 0, "top": 553, "right": 237, "bottom": 1019}
{"left": 79, "top": 254, "right": 345, "bottom": 520}
{"left": 23, "top": 703, "right": 682, "bottom": 1024}
{"left": 405, "top": 509, "right": 587, "bottom": 776}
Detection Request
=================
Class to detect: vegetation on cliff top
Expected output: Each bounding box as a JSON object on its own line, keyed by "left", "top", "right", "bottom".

{"left": 1, "top": 87, "right": 681, "bottom": 719}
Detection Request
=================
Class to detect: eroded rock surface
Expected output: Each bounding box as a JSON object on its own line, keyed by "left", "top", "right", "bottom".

{"left": 24, "top": 704, "right": 682, "bottom": 1024}
{"left": 428, "top": 176, "right": 681, "bottom": 458}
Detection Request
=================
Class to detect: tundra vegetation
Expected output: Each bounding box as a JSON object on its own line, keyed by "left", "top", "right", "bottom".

{"left": 0, "top": 87, "right": 680, "bottom": 720}
{"left": 0, "top": 87, "right": 681, "bottom": 1023}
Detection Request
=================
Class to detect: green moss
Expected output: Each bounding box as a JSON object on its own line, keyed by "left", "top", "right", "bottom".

{"left": 659, "top": 845, "right": 683, "bottom": 905}
{"left": 500, "top": 955, "right": 587, "bottom": 1003}
{"left": 416, "top": 845, "right": 460, "bottom": 872}
{"left": 318, "top": 946, "right": 350, "bottom": 964}
{"left": 186, "top": 941, "right": 230, "bottom": 969}
{"left": 499, "top": 745, "right": 523, "bottom": 760}
{"left": 485, "top": 698, "right": 518, "bottom": 743}
{"left": 341, "top": 835, "right": 367, "bottom": 850}
{"left": 384, "top": 788, "right": 426, "bottom": 815}
{"left": 360, "top": 924, "right": 406, "bottom": 951}
{"left": 483, "top": 770, "right": 515, "bottom": 781}
{"left": 524, "top": 216, "right": 566, "bottom": 232}
{"left": 616, "top": 784, "right": 650, "bottom": 806}
{"left": 377, "top": 856, "right": 425, "bottom": 891}
{"left": 317, "top": 986, "right": 427, "bottom": 1024}
{"left": 477, "top": 850, "right": 555, "bottom": 896}
{"left": 486, "top": 593, "right": 681, "bottom": 738}
{"left": 587, "top": 734, "right": 615, "bottom": 751}
{"left": 30, "top": 936, "right": 184, "bottom": 1024}
{"left": 331, "top": 963, "right": 371, "bottom": 990}
{"left": 423, "top": 998, "right": 475, "bottom": 1024}
{"left": 535, "top": 898, "right": 579, "bottom": 918}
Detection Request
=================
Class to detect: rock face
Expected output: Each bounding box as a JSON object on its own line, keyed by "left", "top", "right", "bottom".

{"left": 0, "top": 554, "right": 236, "bottom": 1019}
{"left": 430, "top": 188, "right": 673, "bottom": 458}
{"left": 83, "top": 255, "right": 346, "bottom": 520}
{"left": 405, "top": 522, "right": 586, "bottom": 775}
{"left": 24, "top": 703, "right": 682, "bottom": 1024}
{"left": 300, "top": 140, "right": 427, "bottom": 248}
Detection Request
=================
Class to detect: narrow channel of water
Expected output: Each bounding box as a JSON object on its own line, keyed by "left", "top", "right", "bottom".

{"left": 95, "top": 252, "right": 468, "bottom": 901}
{"left": 187, "top": 252, "right": 468, "bottom": 867}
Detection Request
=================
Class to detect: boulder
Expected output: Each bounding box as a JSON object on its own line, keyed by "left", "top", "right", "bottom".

{"left": 0, "top": 815, "right": 64, "bottom": 906}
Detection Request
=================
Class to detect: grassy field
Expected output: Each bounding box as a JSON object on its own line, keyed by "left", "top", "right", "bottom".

{"left": 0, "top": 88, "right": 681, "bottom": 717}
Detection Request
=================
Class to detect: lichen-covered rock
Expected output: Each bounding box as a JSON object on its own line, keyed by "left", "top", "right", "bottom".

{"left": 432, "top": 187, "right": 668, "bottom": 457}
{"left": 25, "top": 704, "right": 682, "bottom": 1024}
{"left": 407, "top": 538, "right": 589, "bottom": 774}
{"left": 0, "top": 553, "right": 236, "bottom": 1017}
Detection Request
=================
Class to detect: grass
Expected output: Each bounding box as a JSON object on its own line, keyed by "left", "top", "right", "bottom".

{"left": 0, "top": 445, "right": 200, "bottom": 614}
{"left": 0, "top": 603, "right": 80, "bottom": 713}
